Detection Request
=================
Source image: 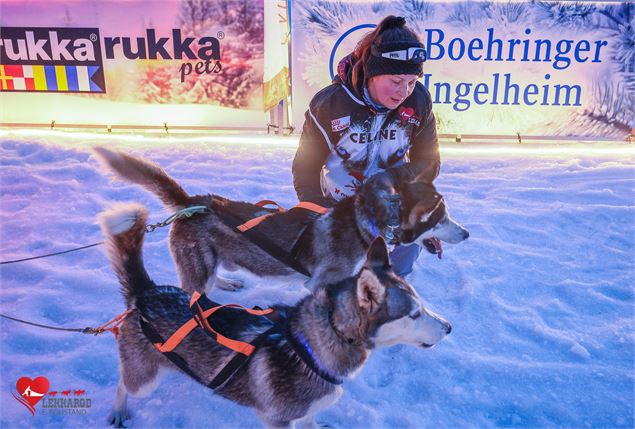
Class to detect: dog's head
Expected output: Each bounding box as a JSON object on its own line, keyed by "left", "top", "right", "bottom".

{"left": 355, "top": 174, "right": 469, "bottom": 247}
{"left": 319, "top": 237, "right": 451, "bottom": 349}
{"left": 354, "top": 172, "right": 402, "bottom": 244}
{"left": 398, "top": 181, "right": 469, "bottom": 246}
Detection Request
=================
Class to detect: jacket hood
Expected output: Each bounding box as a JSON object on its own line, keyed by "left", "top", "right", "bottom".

{"left": 334, "top": 52, "right": 364, "bottom": 98}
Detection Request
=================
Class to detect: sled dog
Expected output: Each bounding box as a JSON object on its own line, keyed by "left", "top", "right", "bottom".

{"left": 94, "top": 147, "right": 469, "bottom": 293}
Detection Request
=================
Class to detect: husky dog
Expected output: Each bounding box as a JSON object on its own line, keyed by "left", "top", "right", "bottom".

{"left": 94, "top": 147, "right": 469, "bottom": 293}
{"left": 100, "top": 203, "right": 452, "bottom": 428}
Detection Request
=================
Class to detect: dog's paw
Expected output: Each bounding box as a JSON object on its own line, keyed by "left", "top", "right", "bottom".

{"left": 215, "top": 276, "right": 244, "bottom": 291}
{"left": 108, "top": 409, "right": 131, "bottom": 428}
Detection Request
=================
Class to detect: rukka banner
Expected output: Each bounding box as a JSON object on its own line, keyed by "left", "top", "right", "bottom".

{"left": 291, "top": 1, "right": 634, "bottom": 138}
{"left": 0, "top": 0, "right": 267, "bottom": 128}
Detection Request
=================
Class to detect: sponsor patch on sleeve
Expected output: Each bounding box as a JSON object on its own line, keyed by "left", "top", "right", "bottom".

{"left": 331, "top": 116, "right": 351, "bottom": 132}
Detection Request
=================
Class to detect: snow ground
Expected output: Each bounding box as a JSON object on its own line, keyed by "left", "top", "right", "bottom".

{"left": 0, "top": 131, "right": 633, "bottom": 429}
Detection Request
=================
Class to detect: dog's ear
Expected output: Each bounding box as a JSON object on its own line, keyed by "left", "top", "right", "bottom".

{"left": 358, "top": 237, "right": 389, "bottom": 311}
{"left": 357, "top": 268, "right": 386, "bottom": 312}
{"left": 365, "top": 236, "right": 391, "bottom": 271}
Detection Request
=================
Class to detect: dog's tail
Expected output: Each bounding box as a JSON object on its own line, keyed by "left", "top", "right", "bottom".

{"left": 93, "top": 147, "right": 190, "bottom": 211}
{"left": 98, "top": 203, "right": 154, "bottom": 306}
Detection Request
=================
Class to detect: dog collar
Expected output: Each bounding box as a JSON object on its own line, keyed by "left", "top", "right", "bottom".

{"left": 370, "top": 220, "right": 398, "bottom": 243}
{"left": 287, "top": 330, "right": 344, "bottom": 385}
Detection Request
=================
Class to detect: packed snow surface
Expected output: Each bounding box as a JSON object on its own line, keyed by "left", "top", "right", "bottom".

{"left": 0, "top": 131, "right": 633, "bottom": 428}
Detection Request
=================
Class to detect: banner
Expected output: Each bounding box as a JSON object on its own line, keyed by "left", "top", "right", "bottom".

{"left": 291, "top": 1, "right": 634, "bottom": 138}
{"left": 0, "top": 0, "right": 267, "bottom": 128}
{"left": 263, "top": 0, "right": 291, "bottom": 111}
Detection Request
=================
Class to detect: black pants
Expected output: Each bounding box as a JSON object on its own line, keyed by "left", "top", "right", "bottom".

{"left": 390, "top": 243, "right": 421, "bottom": 277}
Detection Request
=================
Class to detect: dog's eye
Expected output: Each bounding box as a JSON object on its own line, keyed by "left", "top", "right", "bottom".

{"left": 410, "top": 310, "right": 422, "bottom": 320}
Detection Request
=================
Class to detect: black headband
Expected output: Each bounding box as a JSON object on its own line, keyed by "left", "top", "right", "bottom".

{"left": 366, "top": 41, "right": 426, "bottom": 79}
{"left": 370, "top": 42, "right": 427, "bottom": 63}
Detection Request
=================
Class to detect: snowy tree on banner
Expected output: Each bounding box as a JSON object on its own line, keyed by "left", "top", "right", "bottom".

{"left": 138, "top": 0, "right": 264, "bottom": 108}
{"left": 139, "top": 63, "right": 181, "bottom": 104}
{"left": 536, "top": 1, "right": 634, "bottom": 134}
{"left": 180, "top": 0, "right": 264, "bottom": 108}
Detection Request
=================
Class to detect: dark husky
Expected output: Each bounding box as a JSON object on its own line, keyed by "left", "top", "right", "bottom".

{"left": 100, "top": 203, "right": 452, "bottom": 428}
{"left": 94, "top": 147, "right": 469, "bottom": 293}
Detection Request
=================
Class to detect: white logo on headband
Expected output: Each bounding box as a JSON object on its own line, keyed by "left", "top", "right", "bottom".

{"left": 380, "top": 47, "right": 426, "bottom": 63}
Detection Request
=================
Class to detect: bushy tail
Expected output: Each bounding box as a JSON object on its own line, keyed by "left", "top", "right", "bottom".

{"left": 93, "top": 147, "right": 190, "bottom": 211}
{"left": 98, "top": 203, "right": 154, "bottom": 307}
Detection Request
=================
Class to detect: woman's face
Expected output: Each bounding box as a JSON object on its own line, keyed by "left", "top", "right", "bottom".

{"left": 367, "top": 74, "right": 418, "bottom": 110}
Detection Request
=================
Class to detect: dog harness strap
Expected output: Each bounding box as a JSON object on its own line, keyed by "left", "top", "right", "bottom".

{"left": 216, "top": 303, "right": 274, "bottom": 317}
{"left": 288, "top": 224, "right": 311, "bottom": 265}
{"left": 139, "top": 294, "right": 283, "bottom": 391}
{"left": 236, "top": 213, "right": 277, "bottom": 232}
{"left": 236, "top": 202, "right": 327, "bottom": 233}
{"left": 213, "top": 203, "right": 313, "bottom": 276}
{"left": 195, "top": 306, "right": 257, "bottom": 356}
{"left": 188, "top": 296, "right": 273, "bottom": 356}
{"left": 253, "top": 200, "right": 327, "bottom": 215}
{"left": 153, "top": 307, "right": 263, "bottom": 356}
{"left": 255, "top": 200, "right": 286, "bottom": 212}
{"left": 236, "top": 202, "right": 327, "bottom": 232}
{"left": 139, "top": 317, "right": 205, "bottom": 385}
{"left": 153, "top": 318, "right": 199, "bottom": 353}
{"left": 208, "top": 324, "right": 281, "bottom": 389}
{"left": 294, "top": 202, "right": 329, "bottom": 214}
{"left": 189, "top": 291, "right": 202, "bottom": 307}
{"left": 215, "top": 332, "right": 255, "bottom": 356}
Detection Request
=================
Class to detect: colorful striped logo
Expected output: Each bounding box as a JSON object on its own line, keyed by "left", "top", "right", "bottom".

{"left": 0, "top": 64, "right": 104, "bottom": 92}
{"left": 0, "top": 27, "right": 106, "bottom": 93}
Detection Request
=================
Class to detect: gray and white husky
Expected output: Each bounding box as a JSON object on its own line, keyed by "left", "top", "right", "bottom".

{"left": 100, "top": 203, "right": 452, "bottom": 428}
{"left": 94, "top": 147, "right": 469, "bottom": 293}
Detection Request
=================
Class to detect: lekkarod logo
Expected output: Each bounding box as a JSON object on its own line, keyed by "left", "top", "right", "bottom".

{"left": 41, "top": 387, "right": 93, "bottom": 416}
{"left": 12, "top": 376, "right": 93, "bottom": 416}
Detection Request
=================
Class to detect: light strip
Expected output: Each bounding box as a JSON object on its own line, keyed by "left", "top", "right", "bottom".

{"left": 441, "top": 144, "right": 635, "bottom": 157}
{"left": 0, "top": 129, "right": 633, "bottom": 157}
{"left": 0, "top": 129, "right": 300, "bottom": 148}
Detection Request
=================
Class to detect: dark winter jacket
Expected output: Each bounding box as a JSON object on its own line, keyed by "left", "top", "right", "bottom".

{"left": 292, "top": 53, "right": 440, "bottom": 203}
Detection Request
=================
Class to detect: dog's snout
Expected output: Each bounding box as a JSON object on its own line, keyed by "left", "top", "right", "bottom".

{"left": 462, "top": 230, "right": 470, "bottom": 240}
{"left": 445, "top": 323, "right": 452, "bottom": 335}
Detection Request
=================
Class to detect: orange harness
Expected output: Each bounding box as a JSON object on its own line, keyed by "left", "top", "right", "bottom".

{"left": 139, "top": 289, "right": 283, "bottom": 389}
{"left": 236, "top": 200, "right": 329, "bottom": 232}
{"left": 152, "top": 291, "right": 274, "bottom": 356}
{"left": 210, "top": 199, "right": 329, "bottom": 276}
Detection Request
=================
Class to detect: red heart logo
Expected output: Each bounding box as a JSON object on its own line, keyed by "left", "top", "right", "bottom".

{"left": 14, "top": 376, "right": 49, "bottom": 414}
{"left": 398, "top": 106, "right": 415, "bottom": 124}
